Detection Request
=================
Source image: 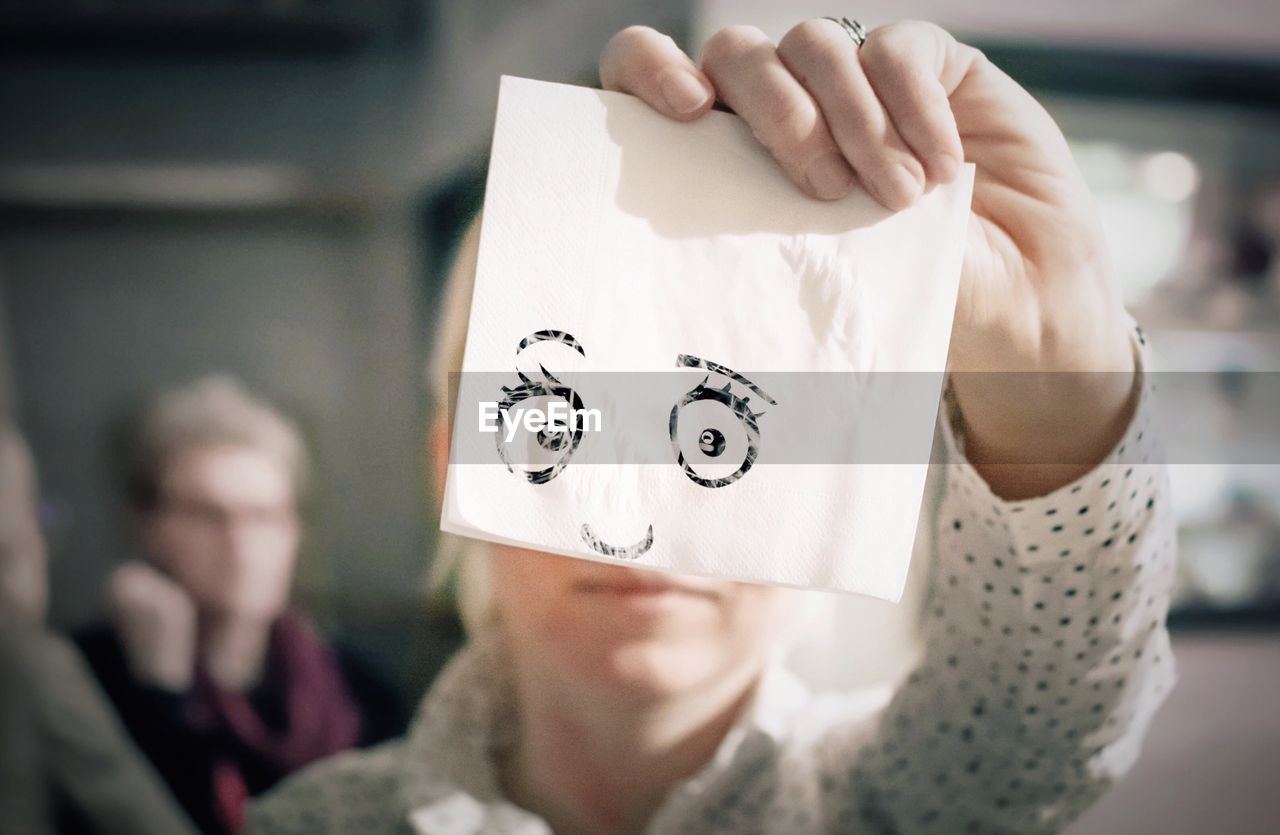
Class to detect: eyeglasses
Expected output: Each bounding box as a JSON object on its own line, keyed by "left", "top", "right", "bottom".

{"left": 154, "top": 496, "right": 297, "bottom": 533}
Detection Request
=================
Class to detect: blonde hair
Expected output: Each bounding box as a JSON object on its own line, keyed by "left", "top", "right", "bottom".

{"left": 125, "top": 375, "right": 309, "bottom": 512}
{"left": 425, "top": 214, "right": 499, "bottom": 634}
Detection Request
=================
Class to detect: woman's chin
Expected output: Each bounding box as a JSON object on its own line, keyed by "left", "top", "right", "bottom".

{"left": 568, "top": 636, "right": 725, "bottom": 697}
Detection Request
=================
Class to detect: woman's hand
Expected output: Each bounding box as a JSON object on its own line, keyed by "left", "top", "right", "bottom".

{"left": 599, "top": 20, "right": 1139, "bottom": 498}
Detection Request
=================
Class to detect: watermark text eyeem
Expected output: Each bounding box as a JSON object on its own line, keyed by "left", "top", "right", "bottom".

{"left": 479, "top": 401, "right": 603, "bottom": 443}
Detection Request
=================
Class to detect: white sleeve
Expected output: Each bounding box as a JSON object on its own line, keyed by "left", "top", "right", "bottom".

{"left": 846, "top": 321, "right": 1178, "bottom": 834}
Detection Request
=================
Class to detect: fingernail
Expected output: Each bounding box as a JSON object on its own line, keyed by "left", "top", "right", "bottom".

{"left": 805, "top": 153, "right": 856, "bottom": 200}
{"left": 877, "top": 164, "right": 925, "bottom": 210}
{"left": 658, "top": 69, "right": 711, "bottom": 115}
{"left": 931, "top": 153, "right": 960, "bottom": 183}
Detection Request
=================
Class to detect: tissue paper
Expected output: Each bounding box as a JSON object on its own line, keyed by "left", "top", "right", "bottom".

{"left": 442, "top": 75, "right": 975, "bottom": 600}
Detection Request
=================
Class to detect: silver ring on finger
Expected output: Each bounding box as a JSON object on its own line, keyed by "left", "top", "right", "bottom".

{"left": 821, "top": 16, "right": 868, "bottom": 48}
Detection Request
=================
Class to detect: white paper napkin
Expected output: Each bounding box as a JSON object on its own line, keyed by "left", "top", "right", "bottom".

{"left": 441, "top": 75, "right": 974, "bottom": 601}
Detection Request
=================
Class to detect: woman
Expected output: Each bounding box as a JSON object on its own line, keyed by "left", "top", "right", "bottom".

{"left": 75, "top": 377, "right": 403, "bottom": 834}
{"left": 249, "top": 19, "right": 1176, "bottom": 834}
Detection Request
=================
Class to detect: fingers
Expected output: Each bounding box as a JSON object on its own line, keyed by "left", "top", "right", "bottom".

{"left": 857, "top": 21, "right": 966, "bottom": 183}
{"left": 600, "top": 20, "right": 974, "bottom": 210}
{"left": 700, "top": 25, "right": 856, "bottom": 200}
{"left": 110, "top": 562, "right": 182, "bottom": 613}
{"left": 600, "top": 25, "right": 715, "bottom": 121}
{"left": 777, "top": 20, "right": 926, "bottom": 210}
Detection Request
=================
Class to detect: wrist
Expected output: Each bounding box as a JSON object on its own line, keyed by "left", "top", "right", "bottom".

{"left": 947, "top": 313, "right": 1139, "bottom": 499}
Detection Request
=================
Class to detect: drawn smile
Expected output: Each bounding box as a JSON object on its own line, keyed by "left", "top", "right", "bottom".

{"left": 580, "top": 523, "right": 654, "bottom": 559}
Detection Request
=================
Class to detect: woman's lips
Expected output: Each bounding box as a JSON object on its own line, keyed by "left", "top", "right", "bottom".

{"left": 573, "top": 570, "right": 722, "bottom": 604}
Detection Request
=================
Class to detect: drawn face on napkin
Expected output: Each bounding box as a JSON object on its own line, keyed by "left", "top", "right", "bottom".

{"left": 491, "top": 330, "right": 781, "bottom": 558}
{"left": 441, "top": 76, "right": 974, "bottom": 599}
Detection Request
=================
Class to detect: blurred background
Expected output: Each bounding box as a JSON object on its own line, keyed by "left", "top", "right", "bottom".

{"left": 1, "top": 1, "right": 1277, "bottom": 833}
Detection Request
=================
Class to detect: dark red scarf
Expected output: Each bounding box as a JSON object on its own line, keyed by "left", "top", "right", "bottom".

{"left": 189, "top": 611, "right": 361, "bottom": 833}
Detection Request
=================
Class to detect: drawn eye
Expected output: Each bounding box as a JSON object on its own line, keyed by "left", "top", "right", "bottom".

{"left": 698, "top": 428, "right": 726, "bottom": 457}
{"left": 669, "top": 355, "right": 776, "bottom": 489}
{"left": 669, "top": 380, "right": 763, "bottom": 488}
{"left": 496, "top": 330, "right": 588, "bottom": 485}
{"left": 495, "top": 377, "right": 586, "bottom": 485}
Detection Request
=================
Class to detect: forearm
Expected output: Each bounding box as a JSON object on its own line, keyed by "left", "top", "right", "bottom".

{"left": 852, "top": 325, "right": 1178, "bottom": 833}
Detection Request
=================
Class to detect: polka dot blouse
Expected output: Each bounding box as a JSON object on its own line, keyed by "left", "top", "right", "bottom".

{"left": 248, "top": 324, "right": 1176, "bottom": 834}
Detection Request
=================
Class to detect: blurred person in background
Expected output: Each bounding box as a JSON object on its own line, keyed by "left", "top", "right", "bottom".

{"left": 250, "top": 19, "right": 1178, "bottom": 834}
{"left": 0, "top": 421, "right": 198, "bottom": 835}
{"left": 74, "top": 376, "right": 403, "bottom": 835}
